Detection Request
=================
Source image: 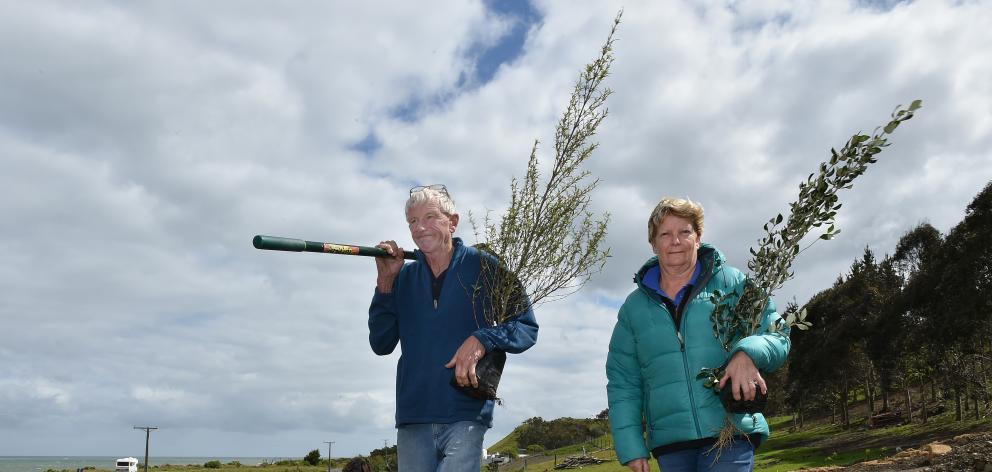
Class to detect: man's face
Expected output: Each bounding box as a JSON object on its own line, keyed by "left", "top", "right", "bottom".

{"left": 407, "top": 201, "right": 458, "bottom": 255}
{"left": 651, "top": 214, "right": 700, "bottom": 270}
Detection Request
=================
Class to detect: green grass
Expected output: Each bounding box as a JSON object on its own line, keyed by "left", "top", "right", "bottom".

{"left": 487, "top": 428, "right": 520, "bottom": 455}
{"left": 493, "top": 409, "right": 990, "bottom": 472}
{"left": 156, "top": 464, "right": 325, "bottom": 472}
{"left": 755, "top": 445, "right": 893, "bottom": 471}
{"left": 64, "top": 410, "right": 990, "bottom": 472}
{"left": 72, "top": 461, "right": 337, "bottom": 472}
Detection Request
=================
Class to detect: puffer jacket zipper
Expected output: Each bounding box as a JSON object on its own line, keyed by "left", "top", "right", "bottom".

{"left": 636, "top": 287, "right": 705, "bottom": 438}
{"left": 675, "top": 292, "right": 704, "bottom": 438}
{"left": 635, "top": 252, "right": 721, "bottom": 441}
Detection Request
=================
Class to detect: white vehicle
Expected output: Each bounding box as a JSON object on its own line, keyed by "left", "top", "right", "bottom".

{"left": 115, "top": 457, "right": 138, "bottom": 472}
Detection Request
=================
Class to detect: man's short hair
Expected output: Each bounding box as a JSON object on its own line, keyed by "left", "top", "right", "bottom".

{"left": 406, "top": 185, "right": 456, "bottom": 218}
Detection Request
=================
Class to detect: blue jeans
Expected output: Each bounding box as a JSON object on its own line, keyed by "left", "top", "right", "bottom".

{"left": 397, "top": 421, "right": 487, "bottom": 472}
{"left": 655, "top": 440, "right": 755, "bottom": 472}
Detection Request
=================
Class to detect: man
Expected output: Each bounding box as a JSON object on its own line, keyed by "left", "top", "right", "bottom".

{"left": 369, "top": 184, "right": 539, "bottom": 471}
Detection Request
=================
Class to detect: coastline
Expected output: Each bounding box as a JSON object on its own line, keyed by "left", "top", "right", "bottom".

{"left": 0, "top": 456, "right": 291, "bottom": 472}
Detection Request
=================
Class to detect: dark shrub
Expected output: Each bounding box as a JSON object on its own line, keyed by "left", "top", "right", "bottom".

{"left": 304, "top": 449, "right": 321, "bottom": 466}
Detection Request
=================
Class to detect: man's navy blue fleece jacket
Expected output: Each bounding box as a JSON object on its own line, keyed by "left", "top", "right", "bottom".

{"left": 368, "top": 238, "right": 539, "bottom": 427}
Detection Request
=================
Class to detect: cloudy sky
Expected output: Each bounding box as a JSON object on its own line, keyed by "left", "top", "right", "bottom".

{"left": 3, "top": 0, "right": 991, "bottom": 459}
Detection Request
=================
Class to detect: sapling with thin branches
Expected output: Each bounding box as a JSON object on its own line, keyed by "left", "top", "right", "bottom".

{"left": 471, "top": 13, "right": 619, "bottom": 325}
{"left": 456, "top": 13, "right": 621, "bottom": 400}
{"left": 697, "top": 100, "right": 923, "bottom": 448}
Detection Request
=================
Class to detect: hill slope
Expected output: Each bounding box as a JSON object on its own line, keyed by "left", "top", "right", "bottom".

{"left": 487, "top": 408, "right": 990, "bottom": 471}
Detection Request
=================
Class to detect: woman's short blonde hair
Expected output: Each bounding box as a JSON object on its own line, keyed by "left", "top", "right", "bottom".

{"left": 647, "top": 197, "right": 705, "bottom": 243}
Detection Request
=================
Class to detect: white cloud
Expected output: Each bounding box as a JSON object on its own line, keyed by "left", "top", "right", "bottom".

{"left": 132, "top": 385, "right": 198, "bottom": 405}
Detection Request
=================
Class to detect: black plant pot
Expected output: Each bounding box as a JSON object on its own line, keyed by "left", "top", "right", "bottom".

{"left": 719, "top": 383, "right": 769, "bottom": 414}
{"left": 450, "top": 350, "right": 506, "bottom": 401}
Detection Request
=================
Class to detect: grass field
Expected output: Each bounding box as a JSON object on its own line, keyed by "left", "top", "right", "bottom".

{"left": 488, "top": 409, "right": 990, "bottom": 472}
{"left": 56, "top": 408, "right": 989, "bottom": 472}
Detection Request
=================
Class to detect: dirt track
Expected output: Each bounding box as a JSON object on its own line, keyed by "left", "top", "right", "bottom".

{"left": 803, "top": 432, "right": 992, "bottom": 472}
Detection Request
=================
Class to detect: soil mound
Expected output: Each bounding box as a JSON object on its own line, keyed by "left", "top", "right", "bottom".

{"left": 819, "top": 432, "right": 992, "bottom": 472}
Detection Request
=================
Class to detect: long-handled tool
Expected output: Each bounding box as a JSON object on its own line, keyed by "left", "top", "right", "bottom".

{"left": 252, "top": 235, "right": 416, "bottom": 260}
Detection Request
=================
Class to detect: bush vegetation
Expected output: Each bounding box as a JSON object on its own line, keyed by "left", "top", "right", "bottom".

{"left": 515, "top": 416, "right": 608, "bottom": 451}
{"left": 302, "top": 449, "right": 320, "bottom": 466}
{"left": 783, "top": 181, "right": 992, "bottom": 427}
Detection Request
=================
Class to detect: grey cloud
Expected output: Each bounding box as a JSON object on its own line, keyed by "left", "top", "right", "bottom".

{"left": 3, "top": 0, "right": 991, "bottom": 457}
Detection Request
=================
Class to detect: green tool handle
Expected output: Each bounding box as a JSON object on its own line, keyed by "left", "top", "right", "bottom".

{"left": 252, "top": 235, "right": 416, "bottom": 260}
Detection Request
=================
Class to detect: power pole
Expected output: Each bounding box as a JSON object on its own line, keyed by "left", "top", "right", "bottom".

{"left": 323, "top": 441, "right": 335, "bottom": 472}
{"left": 382, "top": 439, "right": 391, "bottom": 472}
{"left": 132, "top": 426, "right": 158, "bottom": 472}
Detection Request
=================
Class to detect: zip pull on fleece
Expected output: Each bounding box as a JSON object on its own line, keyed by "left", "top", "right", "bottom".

{"left": 430, "top": 269, "right": 447, "bottom": 311}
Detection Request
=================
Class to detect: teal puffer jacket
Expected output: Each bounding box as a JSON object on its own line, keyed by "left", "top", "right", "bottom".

{"left": 606, "top": 244, "right": 791, "bottom": 464}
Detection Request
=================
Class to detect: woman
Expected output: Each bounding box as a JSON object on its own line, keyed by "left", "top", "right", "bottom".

{"left": 606, "top": 197, "right": 790, "bottom": 472}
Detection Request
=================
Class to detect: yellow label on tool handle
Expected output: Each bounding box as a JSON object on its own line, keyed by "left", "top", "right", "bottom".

{"left": 323, "top": 243, "right": 359, "bottom": 255}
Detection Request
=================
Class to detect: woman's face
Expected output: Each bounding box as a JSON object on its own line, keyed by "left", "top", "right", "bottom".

{"left": 651, "top": 214, "right": 700, "bottom": 271}
{"left": 406, "top": 201, "right": 458, "bottom": 255}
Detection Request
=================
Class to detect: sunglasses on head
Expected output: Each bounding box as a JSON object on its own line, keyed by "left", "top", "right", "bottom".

{"left": 410, "top": 184, "right": 448, "bottom": 196}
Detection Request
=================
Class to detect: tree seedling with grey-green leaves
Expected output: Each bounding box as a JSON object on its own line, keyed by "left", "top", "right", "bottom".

{"left": 698, "top": 100, "right": 923, "bottom": 398}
